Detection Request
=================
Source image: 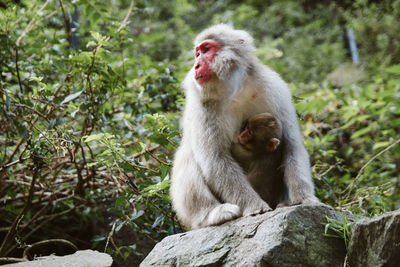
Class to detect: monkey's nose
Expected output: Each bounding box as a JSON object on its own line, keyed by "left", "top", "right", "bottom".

{"left": 195, "top": 63, "right": 200, "bottom": 70}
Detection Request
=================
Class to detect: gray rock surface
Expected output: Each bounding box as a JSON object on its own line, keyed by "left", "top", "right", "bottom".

{"left": 3, "top": 250, "right": 112, "bottom": 267}
{"left": 141, "top": 205, "right": 350, "bottom": 267}
{"left": 348, "top": 209, "right": 400, "bottom": 267}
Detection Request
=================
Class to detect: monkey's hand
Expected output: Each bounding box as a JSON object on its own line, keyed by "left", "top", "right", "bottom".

{"left": 243, "top": 202, "right": 272, "bottom": 217}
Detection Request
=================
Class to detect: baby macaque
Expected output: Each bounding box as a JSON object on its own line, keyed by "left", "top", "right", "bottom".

{"left": 232, "top": 113, "right": 286, "bottom": 209}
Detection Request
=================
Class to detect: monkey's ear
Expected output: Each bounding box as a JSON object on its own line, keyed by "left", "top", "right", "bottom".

{"left": 267, "top": 138, "right": 280, "bottom": 152}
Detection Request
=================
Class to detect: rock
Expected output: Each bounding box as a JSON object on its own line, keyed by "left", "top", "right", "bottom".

{"left": 3, "top": 250, "right": 112, "bottom": 267}
{"left": 348, "top": 209, "right": 400, "bottom": 267}
{"left": 141, "top": 205, "right": 351, "bottom": 267}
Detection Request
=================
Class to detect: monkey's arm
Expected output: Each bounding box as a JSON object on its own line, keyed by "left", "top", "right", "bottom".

{"left": 281, "top": 134, "right": 318, "bottom": 204}
{"left": 274, "top": 83, "right": 319, "bottom": 205}
{"left": 190, "top": 119, "right": 271, "bottom": 214}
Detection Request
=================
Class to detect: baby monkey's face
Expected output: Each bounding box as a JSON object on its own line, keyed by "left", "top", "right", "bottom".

{"left": 238, "top": 113, "right": 282, "bottom": 154}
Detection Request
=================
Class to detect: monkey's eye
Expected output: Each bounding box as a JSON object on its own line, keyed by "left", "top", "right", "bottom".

{"left": 200, "top": 44, "right": 210, "bottom": 54}
{"left": 196, "top": 52, "right": 200, "bottom": 57}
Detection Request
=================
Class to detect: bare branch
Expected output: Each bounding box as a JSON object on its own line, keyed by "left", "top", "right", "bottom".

{"left": 16, "top": 1, "right": 50, "bottom": 46}
{"left": 58, "top": 0, "right": 72, "bottom": 49}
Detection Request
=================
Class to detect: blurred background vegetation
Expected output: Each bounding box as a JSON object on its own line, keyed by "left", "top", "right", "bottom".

{"left": 0, "top": 0, "right": 399, "bottom": 265}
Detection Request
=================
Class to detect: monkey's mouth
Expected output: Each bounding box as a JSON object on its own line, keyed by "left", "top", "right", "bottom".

{"left": 195, "top": 74, "right": 212, "bottom": 83}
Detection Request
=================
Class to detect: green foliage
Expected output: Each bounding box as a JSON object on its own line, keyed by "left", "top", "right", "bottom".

{"left": 345, "top": 0, "right": 400, "bottom": 65}
{"left": 324, "top": 216, "right": 353, "bottom": 247}
{"left": 297, "top": 66, "right": 400, "bottom": 215}
{"left": 0, "top": 0, "right": 399, "bottom": 262}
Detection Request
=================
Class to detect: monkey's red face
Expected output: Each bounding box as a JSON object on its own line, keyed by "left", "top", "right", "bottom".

{"left": 194, "top": 40, "right": 220, "bottom": 84}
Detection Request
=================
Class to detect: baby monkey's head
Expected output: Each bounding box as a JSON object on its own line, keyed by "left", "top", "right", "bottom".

{"left": 238, "top": 113, "right": 282, "bottom": 154}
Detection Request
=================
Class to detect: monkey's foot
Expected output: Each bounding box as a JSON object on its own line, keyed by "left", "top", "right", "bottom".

{"left": 243, "top": 204, "right": 272, "bottom": 217}
{"left": 291, "top": 195, "right": 320, "bottom": 206}
{"left": 302, "top": 197, "right": 321, "bottom": 205}
{"left": 276, "top": 201, "right": 290, "bottom": 208}
{"left": 207, "top": 203, "right": 241, "bottom": 226}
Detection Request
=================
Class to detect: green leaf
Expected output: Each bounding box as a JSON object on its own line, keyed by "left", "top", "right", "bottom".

{"left": 351, "top": 125, "right": 373, "bottom": 139}
{"left": 131, "top": 210, "right": 144, "bottom": 220}
{"left": 71, "top": 108, "right": 79, "bottom": 118}
{"left": 48, "top": 119, "right": 56, "bottom": 130}
{"left": 60, "top": 91, "right": 83, "bottom": 105}
{"left": 143, "top": 179, "right": 170, "bottom": 194}
{"left": 92, "top": 235, "right": 106, "bottom": 242}
{"left": 372, "top": 141, "right": 391, "bottom": 150}
{"left": 83, "top": 133, "right": 113, "bottom": 143}
{"left": 91, "top": 31, "right": 103, "bottom": 42}
{"left": 115, "top": 221, "right": 125, "bottom": 232}
{"left": 152, "top": 215, "right": 164, "bottom": 228}
{"left": 342, "top": 106, "right": 360, "bottom": 121}
{"left": 384, "top": 65, "right": 400, "bottom": 74}
{"left": 138, "top": 142, "right": 146, "bottom": 153}
{"left": 86, "top": 41, "right": 97, "bottom": 48}
{"left": 92, "top": 12, "right": 101, "bottom": 24}
{"left": 292, "top": 95, "right": 304, "bottom": 103}
{"left": 341, "top": 115, "right": 370, "bottom": 130}
{"left": 160, "top": 164, "right": 170, "bottom": 179}
{"left": 29, "top": 76, "right": 43, "bottom": 83}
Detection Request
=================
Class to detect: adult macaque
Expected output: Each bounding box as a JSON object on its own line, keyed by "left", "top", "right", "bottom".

{"left": 231, "top": 113, "right": 285, "bottom": 209}
{"left": 170, "top": 24, "right": 319, "bottom": 230}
